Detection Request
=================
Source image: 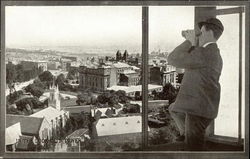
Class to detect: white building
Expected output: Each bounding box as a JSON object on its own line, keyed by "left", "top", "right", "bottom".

{"left": 6, "top": 122, "right": 22, "bottom": 151}
{"left": 107, "top": 84, "right": 163, "bottom": 97}
{"left": 162, "top": 65, "right": 185, "bottom": 87}
{"left": 93, "top": 116, "right": 149, "bottom": 137}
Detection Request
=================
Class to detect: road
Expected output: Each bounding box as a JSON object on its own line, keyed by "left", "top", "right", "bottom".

{"left": 5, "top": 79, "right": 35, "bottom": 96}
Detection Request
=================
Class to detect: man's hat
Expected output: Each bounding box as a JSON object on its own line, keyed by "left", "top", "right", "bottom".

{"left": 198, "top": 18, "right": 224, "bottom": 32}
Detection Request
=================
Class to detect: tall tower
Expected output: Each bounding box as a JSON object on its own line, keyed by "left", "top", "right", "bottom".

{"left": 123, "top": 50, "right": 128, "bottom": 62}
{"left": 48, "top": 82, "right": 61, "bottom": 110}
{"left": 116, "top": 50, "right": 122, "bottom": 61}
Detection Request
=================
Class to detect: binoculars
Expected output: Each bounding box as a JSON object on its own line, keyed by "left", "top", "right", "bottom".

{"left": 182, "top": 29, "right": 202, "bottom": 38}
{"left": 181, "top": 30, "right": 190, "bottom": 38}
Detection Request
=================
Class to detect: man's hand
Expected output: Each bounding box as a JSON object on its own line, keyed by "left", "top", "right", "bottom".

{"left": 183, "top": 30, "right": 197, "bottom": 46}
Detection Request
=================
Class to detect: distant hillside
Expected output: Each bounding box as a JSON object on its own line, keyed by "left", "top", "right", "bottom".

{"left": 6, "top": 47, "right": 99, "bottom": 57}
{"left": 6, "top": 48, "right": 60, "bottom": 56}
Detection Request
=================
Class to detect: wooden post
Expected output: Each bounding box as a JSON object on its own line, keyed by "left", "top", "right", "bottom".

{"left": 195, "top": 7, "right": 216, "bottom": 137}
{"left": 142, "top": 6, "right": 149, "bottom": 149}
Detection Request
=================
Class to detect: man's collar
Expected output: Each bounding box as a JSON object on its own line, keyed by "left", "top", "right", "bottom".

{"left": 203, "top": 42, "right": 216, "bottom": 48}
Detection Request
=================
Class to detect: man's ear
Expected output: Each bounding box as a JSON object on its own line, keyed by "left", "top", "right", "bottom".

{"left": 208, "top": 30, "right": 215, "bottom": 38}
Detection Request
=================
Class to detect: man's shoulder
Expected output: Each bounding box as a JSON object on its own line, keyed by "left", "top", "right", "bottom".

{"left": 204, "top": 43, "right": 219, "bottom": 51}
{"left": 202, "top": 43, "right": 221, "bottom": 58}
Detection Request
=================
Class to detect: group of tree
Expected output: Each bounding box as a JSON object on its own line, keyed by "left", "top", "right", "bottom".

{"left": 152, "top": 83, "right": 179, "bottom": 104}
{"left": 7, "top": 94, "right": 45, "bottom": 115}
{"left": 6, "top": 62, "right": 24, "bottom": 85}
{"left": 76, "top": 90, "right": 129, "bottom": 108}
{"left": 66, "top": 67, "right": 79, "bottom": 80}
{"left": 38, "top": 71, "right": 54, "bottom": 88}
{"left": 55, "top": 73, "right": 78, "bottom": 92}
{"left": 76, "top": 92, "right": 98, "bottom": 105}
{"left": 6, "top": 62, "right": 43, "bottom": 85}
{"left": 6, "top": 71, "right": 55, "bottom": 115}
{"left": 25, "top": 82, "right": 45, "bottom": 98}
{"left": 63, "top": 111, "right": 93, "bottom": 137}
{"left": 121, "top": 103, "right": 140, "bottom": 114}
{"left": 96, "top": 90, "right": 129, "bottom": 107}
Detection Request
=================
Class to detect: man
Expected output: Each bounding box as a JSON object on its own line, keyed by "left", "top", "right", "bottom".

{"left": 167, "top": 18, "right": 224, "bottom": 151}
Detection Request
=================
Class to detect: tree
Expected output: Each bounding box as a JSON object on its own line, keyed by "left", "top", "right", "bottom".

{"left": 114, "top": 90, "right": 128, "bottom": 103}
{"left": 158, "top": 83, "right": 178, "bottom": 104}
{"left": 108, "top": 94, "right": 119, "bottom": 106}
{"left": 149, "top": 129, "right": 168, "bottom": 145}
{"left": 6, "top": 62, "right": 17, "bottom": 85}
{"left": 67, "top": 67, "right": 78, "bottom": 80}
{"left": 163, "top": 83, "right": 178, "bottom": 104}
{"left": 122, "top": 103, "right": 140, "bottom": 114}
{"left": 97, "top": 91, "right": 111, "bottom": 104}
{"left": 15, "top": 64, "right": 24, "bottom": 82}
{"left": 56, "top": 73, "right": 66, "bottom": 89}
{"left": 38, "top": 71, "right": 54, "bottom": 88}
{"left": 33, "top": 78, "right": 47, "bottom": 89}
{"left": 25, "top": 84, "right": 44, "bottom": 98}
{"left": 6, "top": 90, "right": 24, "bottom": 104}
{"left": 64, "top": 118, "right": 74, "bottom": 134}
{"left": 80, "top": 112, "right": 91, "bottom": 128}
{"left": 135, "top": 91, "right": 141, "bottom": 100}
{"left": 38, "top": 71, "right": 54, "bottom": 82}
{"left": 15, "top": 97, "right": 44, "bottom": 111}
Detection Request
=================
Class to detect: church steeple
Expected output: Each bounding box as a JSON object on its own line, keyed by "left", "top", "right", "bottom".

{"left": 48, "top": 80, "right": 61, "bottom": 110}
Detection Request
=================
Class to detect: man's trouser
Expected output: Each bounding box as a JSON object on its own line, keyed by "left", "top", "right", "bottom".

{"left": 169, "top": 110, "right": 212, "bottom": 151}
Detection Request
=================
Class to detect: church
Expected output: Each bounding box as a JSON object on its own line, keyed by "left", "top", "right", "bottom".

{"left": 30, "top": 82, "right": 69, "bottom": 139}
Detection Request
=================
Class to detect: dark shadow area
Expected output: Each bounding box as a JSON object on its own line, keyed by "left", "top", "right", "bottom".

{"left": 145, "top": 140, "right": 244, "bottom": 151}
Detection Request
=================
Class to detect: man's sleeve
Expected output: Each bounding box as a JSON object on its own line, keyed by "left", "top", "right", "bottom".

{"left": 167, "top": 40, "right": 206, "bottom": 69}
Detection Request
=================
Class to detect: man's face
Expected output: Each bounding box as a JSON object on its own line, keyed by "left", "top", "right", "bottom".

{"left": 198, "top": 25, "right": 211, "bottom": 46}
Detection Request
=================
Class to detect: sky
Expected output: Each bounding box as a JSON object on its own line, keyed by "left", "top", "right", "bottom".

{"left": 5, "top": 6, "right": 194, "bottom": 52}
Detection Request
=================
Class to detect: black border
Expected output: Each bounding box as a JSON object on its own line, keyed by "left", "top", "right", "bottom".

{"left": 1, "top": 1, "right": 249, "bottom": 159}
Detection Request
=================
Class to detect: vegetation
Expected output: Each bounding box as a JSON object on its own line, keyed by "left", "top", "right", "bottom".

{"left": 25, "top": 83, "right": 44, "bottom": 98}
{"left": 96, "top": 90, "right": 129, "bottom": 107}
{"left": 6, "top": 77, "right": 48, "bottom": 115}
{"left": 67, "top": 67, "right": 79, "bottom": 80}
{"left": 6, "top": 96, "right": 45, "bottom": 115}
{"left": 6, "top": 62, "right": 43, "bottom": 85}
{"left": 121, "top": 103, "right": 140, "bottom": 114}
{"left": 54, "top": 73, "right": 78, "bottom": 92}
{"left": 38, "top": 71, "right": 54, "bottom": 88}
{"left": 6, "top": 62, "right": 17, "bottom": 85}
{"left": 63, "top": 111, "right": 92, "bottom": 135}
{"left": 152, "top": 83, "right": 179, "bottom": 104}
{"left": 76, "top": 92, "right": 97, "bottom": 105}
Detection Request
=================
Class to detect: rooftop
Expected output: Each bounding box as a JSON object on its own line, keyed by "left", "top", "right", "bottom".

{"left": 63, "top": 105, "right": 92, "bottom": 114}
{"left": 91, "top": 107, "right": 115, "bottom": 118}
{"left": 122, "top": 70, "right": 137, "bottom": 74}
{"left": 131, "top": 65, "right": 140, "bottom": 70}
{"left": 113, "top": 62, "right": 131, "bottom": 68}
{"left": 66, "top": 128, "right": 89, "bottom": 139}
{"left": 95, "top": 116, "right": 149, "bottom": 137}
{"left": 6, "top": 114, "right": 44, "bottom": 135}
{"left": 107, "top": 84, "right": 163, "bottom": 94}
{"left": 21, "top": 60, "right": 47, "bottom": 63}
{"left": 30, "top": 106, "right": 66, "bottom": 122}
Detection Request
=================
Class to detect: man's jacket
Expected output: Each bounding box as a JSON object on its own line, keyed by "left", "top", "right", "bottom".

{"left": 167, "top": 40, "right": 223, "bottom": 119}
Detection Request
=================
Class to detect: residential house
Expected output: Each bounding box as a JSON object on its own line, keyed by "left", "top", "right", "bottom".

{"left": 6, "top": 121, "right": 22, "bottom": 151}
{"left": 6, "top": 114, "right": 51, "bottom": 149}
{"left": 91, "top": 116, "right": 149, "bottom": 150}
